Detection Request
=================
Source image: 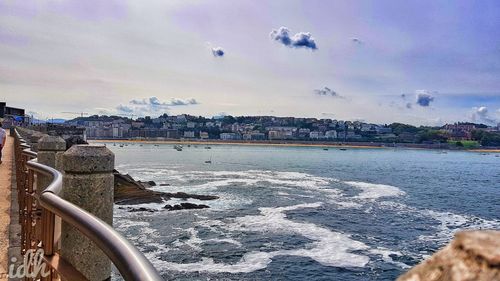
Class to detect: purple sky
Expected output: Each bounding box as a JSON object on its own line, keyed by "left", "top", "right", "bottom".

{"left": 1, "top": 0, "right": 499, "bottom": 125}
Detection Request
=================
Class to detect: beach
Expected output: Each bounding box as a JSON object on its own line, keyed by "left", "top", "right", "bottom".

{"left": 92, "top": 139, "right": 500, "bottom": 152}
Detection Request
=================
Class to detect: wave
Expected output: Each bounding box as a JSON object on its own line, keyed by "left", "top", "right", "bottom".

{"left": 344, "top": 181, "right": 406, "bottom": 200}
{"left": 154, "top": 202, "right": 374, "bottom": 273}
{"left": 379, "top": 201, "right": 500, "bottom": 245}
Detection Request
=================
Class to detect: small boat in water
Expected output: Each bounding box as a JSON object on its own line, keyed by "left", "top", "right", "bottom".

{"left": 323, "top": 148, "right": 329, "bottom": 151}
{"left": 205, "top": 146, "right": 212, "bottom": 149}
{"left": 205, "top": 156, "right": 213, "bottom": 164}
{"left": 174, "top": 145, "right": 183, "bottom": 151}
{"left": 339, "top": 148, "right": 347, "bottom": 151}
{"left": 119, "top": 144, "right": 124, "bottom": 148}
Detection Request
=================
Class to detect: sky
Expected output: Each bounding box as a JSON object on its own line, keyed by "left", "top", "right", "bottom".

{"left": 1, "top": 0, "right": 500, "bottom": 126}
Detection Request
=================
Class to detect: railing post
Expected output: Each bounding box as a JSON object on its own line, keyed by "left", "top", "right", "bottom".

{"left": 61, "top": 144, "right": 115, "bottom": 281}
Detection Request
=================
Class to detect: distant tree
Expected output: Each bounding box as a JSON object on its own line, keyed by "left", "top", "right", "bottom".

{"left": 455, "top": 141, "right": 464, "bottom": 147}
{"left": 389, "top": 123, "right": 419, "bottom": 135}
{"left": 417, "top": 129, "right": 449, "bottom": 143}
{"left": 478, "top": 131, "right": 500, "bottom": 146}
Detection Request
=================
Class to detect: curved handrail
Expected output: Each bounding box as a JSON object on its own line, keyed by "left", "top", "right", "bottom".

{"left": 16, "top": 130, "right": 163, "bottom": 281}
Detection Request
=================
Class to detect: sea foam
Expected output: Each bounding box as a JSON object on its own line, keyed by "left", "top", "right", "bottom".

{"left": 344, "top": 181, "right": 406, "bottom": 200}
{"left": 154, "top": 202, "right": 371, "bottom": 273}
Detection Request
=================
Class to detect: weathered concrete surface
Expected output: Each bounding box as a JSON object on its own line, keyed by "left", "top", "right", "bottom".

{"left": 398, "top": 230, "right": 500, "bottom": 281}
{"left": 37, "top": 135, "right": 66, "bottom": 193}
{"left": 61, "top": 144, "right": 114, "bottom": 281}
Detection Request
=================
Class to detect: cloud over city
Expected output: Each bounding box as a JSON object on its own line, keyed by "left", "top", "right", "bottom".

{"left": 211, "top": 47, "right": 225, "bottom": 57}
{"left": 351, "top": 37, "right": 363, "bottom": 44}
{"left": 314, "top": 87, "right": 341, "bottom": 98}
{"left": 415, "top": 90, "right": 435, "bottom": 107}
{"left": 470, "top": 106, "right": 498, "bottom": 125}
{"left": 116, "top": 97, "right": 199, "bottom": 115}
{"left": 270, "top": 27, "right": 318, "bottom": 50}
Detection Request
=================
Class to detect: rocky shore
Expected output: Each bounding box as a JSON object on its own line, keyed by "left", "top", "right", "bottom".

{"left": 398, "top": 230, "right": 500, "bottom": 281}
{"left": 114, "top": 170, "right": 218, "bottom": 210}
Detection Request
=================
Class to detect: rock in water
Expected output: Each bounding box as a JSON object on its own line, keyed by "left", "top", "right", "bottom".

{"left": 397, "top": 230, "right": 500, "bottom": 281}
{"left": 163, "top": 203, "right": 210, "bottom": 211}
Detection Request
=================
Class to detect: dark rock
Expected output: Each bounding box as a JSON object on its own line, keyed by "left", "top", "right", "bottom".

{"left": 130, "top": 207, "right": 156, "bottom": 213}
{"left": 163, "top": 203, "right": 210, "bottom": 211}
{"left": 114, "top": 170, "right": 218, "bottom": 205}
{"left": 118, "top": 206, "right": 156, "bottom": 213}
{"left": 114, "top": 170, "right": 165, "bottom": 205}
{"left": 166, "top": 192, "right": 218, "bottom": 201}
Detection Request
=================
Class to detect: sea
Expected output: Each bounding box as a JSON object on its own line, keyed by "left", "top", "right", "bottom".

{"left": 101, "top": 142, "right": 500, "bottom": 280}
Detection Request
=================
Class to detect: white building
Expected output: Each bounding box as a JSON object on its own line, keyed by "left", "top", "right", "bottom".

{"left": 183, "top": 131, "right": 195, "bottom": 138}
{"left": 325, "top": 130, "right": 338, "bottom": 139}
{"left": 309, "top": 131, "right": 324, "bottom": 139}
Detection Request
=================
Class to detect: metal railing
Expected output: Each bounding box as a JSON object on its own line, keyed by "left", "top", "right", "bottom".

{"left": 14, "top": 129, "right": 163, "bottom": 281}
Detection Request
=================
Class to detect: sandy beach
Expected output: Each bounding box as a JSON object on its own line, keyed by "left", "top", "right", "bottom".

{"left": 90, "top": 139, "right": 500, "bottom": 152}
{"left": 91, "top": 139, "right": 386, "bottom": 149}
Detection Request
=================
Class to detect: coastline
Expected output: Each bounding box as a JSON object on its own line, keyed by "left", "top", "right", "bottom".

{"left": 90, "top": 139, "right": 500, "bottom": 152}
{"left": 90, "top": 139, "right": 386, "bottom": 149}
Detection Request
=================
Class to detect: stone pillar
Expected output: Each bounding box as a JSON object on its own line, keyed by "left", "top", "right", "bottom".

{"left": 29, "top": 132, "right": 44, "bottom": 152}
{"left": 61, "top": 144, "right": 115, "bottom": 281}
{"left": 37, "top": 135, "right": 66, "bottom": 192}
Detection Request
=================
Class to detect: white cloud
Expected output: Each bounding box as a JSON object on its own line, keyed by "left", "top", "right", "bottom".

{"left": 115, "top": 96, "right": 199, "bottom": 116}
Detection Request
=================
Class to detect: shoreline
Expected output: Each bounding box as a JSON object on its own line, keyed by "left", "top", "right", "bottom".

{"left": 89, "top": 139, "right": 500, "bottom": 152}
{"left": 91, "top": 139, "right": 386, "bottom": 149}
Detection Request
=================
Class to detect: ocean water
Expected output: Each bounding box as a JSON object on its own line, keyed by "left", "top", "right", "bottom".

{"left": 102, "top": 143, "right": 500, "bottom": 280}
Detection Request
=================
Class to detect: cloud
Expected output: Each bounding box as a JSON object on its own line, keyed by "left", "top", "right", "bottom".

{"left": 116, "top": 96, "right": 199, "bottom": 116}
{"left": 314, "top": 87, "right": 341, "bottom": 98}
{"left": 351, "top": 37, "right": 363, "bottom": 44}
{"left": 169, "top": 98, "right": 198, "bottom": 106}
{"left": 130, "top": 99, "right": 148, "bottom": 105}
{"left": 471, "top": 106, "right": 497, "bottom": 125}
{"left": 415, "top": 90, "right": 435, "bottom": 107}
{"left": 476, "top": 106, "right": 488, "bottom": 116}
{"left": 116, "top": 105, "right": 134, "bottom": 113}
{"left": 211, "top": 47, "right": 224, "bottom": 57}
{"left": 270, "top": 27, "right": 318, "bottom": 50}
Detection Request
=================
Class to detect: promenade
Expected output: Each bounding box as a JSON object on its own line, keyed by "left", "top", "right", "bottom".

{"left": 0, "top": 131, "right": 12, "bottom": 280}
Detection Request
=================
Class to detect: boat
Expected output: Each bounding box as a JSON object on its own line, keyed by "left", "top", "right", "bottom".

{"left": 205, "top": 156, "right": 213, "bottom": 164}
{"left": 119, "top": 144, "right": 124, "bottom": 148}
{"left": 339, "top": 148, "right": 347, "bottom": 151}
{"left": 174, "top": 145, "right": 183, "bottom": 151}
{"left": 205, "top": 146, "right": 212, "bottom": 149}
{"left": 323, "top": 148, "right": 329, "bottom": 151}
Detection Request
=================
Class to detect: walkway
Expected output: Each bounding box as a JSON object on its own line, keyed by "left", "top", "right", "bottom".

{"left": 0, "top": 131, "right": 12, "bottom": 280}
